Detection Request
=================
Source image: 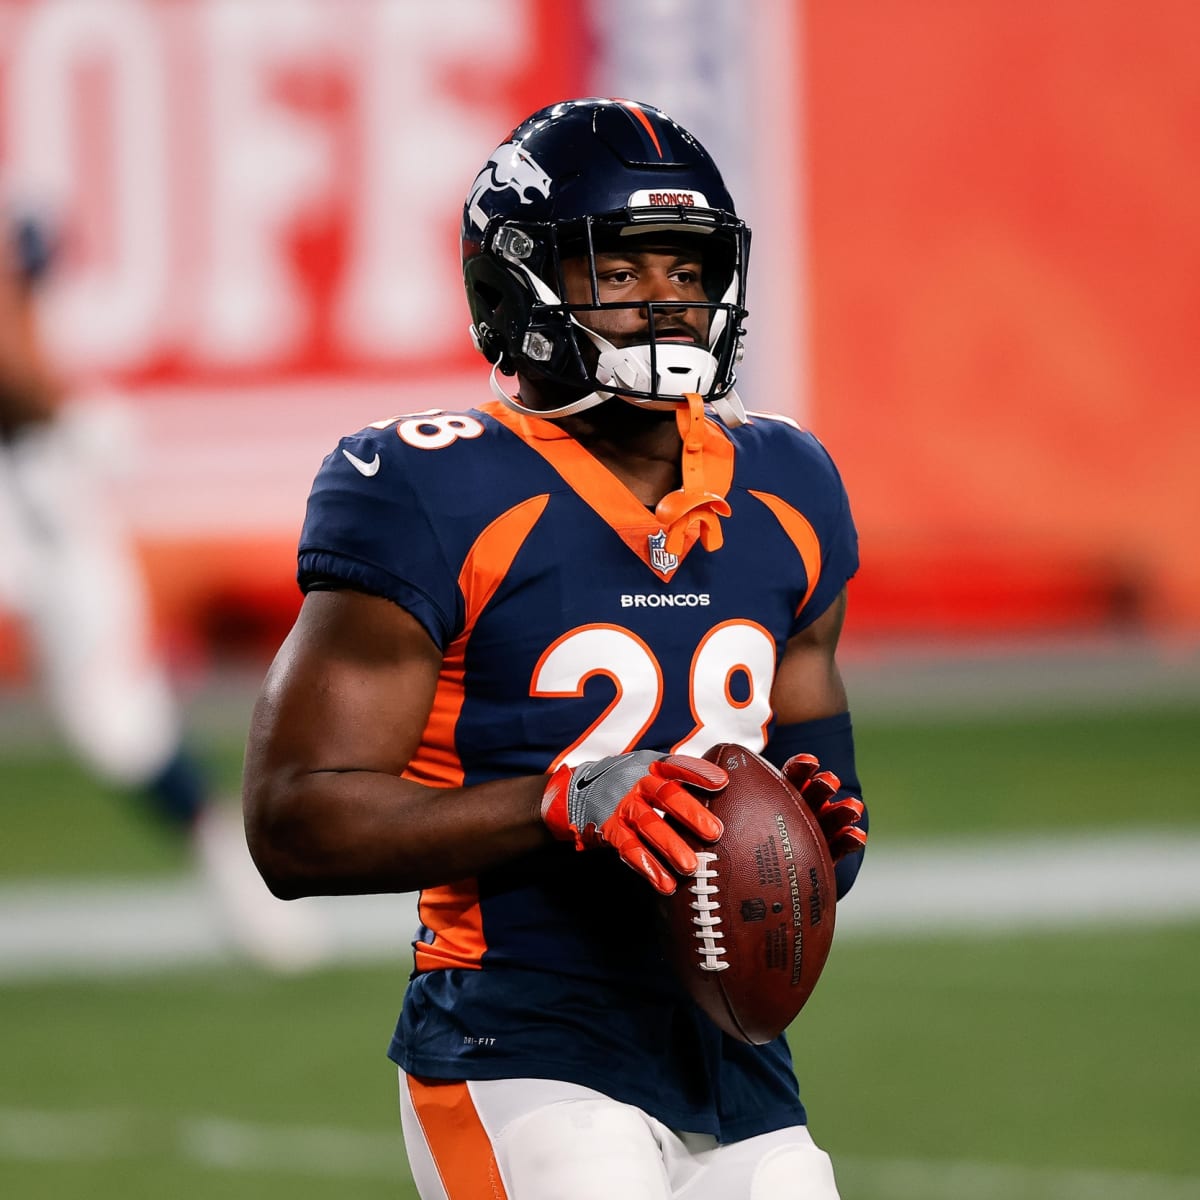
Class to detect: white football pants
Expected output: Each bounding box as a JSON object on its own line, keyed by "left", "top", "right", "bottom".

{"left": 0, "top": 405, "right": 180, "bottom": 785}
{"left": 399, "top": 1072, "right": 841, "bottom": 1200}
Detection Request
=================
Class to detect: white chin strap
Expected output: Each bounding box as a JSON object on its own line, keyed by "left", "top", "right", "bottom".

{"left": 490, "top": 346, "right": 746, "bottom": 428}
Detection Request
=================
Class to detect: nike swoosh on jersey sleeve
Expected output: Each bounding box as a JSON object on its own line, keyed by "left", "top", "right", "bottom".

{"left": 342, "top": 449, "right": 381, "bottom": 477}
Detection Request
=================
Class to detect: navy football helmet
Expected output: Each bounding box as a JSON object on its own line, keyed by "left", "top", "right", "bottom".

{"left": 462, "top": 98, "right": 750, "bottom": 426}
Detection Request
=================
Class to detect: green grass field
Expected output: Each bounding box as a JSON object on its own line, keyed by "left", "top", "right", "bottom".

{"left": 3, "top": 699, "right": 1199, "bottom": 1198}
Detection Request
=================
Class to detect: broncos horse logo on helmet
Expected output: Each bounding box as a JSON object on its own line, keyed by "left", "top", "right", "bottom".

{"left": 466, "top": 143, "right": 554, "bottom": 234}
{"left": 461, "top": 97, "right": 750, "bottom": 429}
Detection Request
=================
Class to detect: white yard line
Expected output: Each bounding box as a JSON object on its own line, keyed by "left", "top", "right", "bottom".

{"left": 181, "top": 1116, "right": 403, "bottom": 1179}
{"left": 2, "top": 1106, "right": 1198, "bottom": 1196}
{"left": 1, "top": 831, "right": 1199, "bottom": 981}
{"left": 0, "top": 1106, "right": 402, "bottom": 1178}
{"left": 837, "top": 829, "right": 1200, "bottom": 936}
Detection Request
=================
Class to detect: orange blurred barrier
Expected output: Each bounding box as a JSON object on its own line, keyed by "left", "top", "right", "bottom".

{"left": 805, "top": 0, "right": 1200, "bottom": 631}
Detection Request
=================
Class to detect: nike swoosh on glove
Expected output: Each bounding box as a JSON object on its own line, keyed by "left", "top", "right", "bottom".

{"left": 780, "top": 753, "right": 868, "bottom": 863}
{"left": 541, "top": 750, "right": 727, "bottom": 895}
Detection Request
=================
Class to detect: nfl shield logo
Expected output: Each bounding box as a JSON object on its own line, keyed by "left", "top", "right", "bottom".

{"left": 648, "top": 530, "right": 679, "bottom": 576}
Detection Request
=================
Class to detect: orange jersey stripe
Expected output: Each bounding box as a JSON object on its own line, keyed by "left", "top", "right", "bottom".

{"left": 414, "top": 880, "right": 487, "bottom": 973}
{"left": 748, "top": 489, "right": 823, "bottom": 616}
{"left": 406, "top": 493, "right": 549, "bottom": 788}
{"left": 405, "top": 641, "right": 468, "bottom": 790}
{"left": 460, "top": 493, "right": 550, "bottom": 628}
{"left": 407, "top": 493, "right": 549, "bottom": 972}
{"left": 406, "top": 1076, "right": 508, "bottom": 1199}
{"left": 410, "top": 638, "right": 470, "bottom": 787}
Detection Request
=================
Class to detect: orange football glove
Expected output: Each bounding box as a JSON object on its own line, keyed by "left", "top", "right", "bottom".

{"left": 542, "top": 751, "right": 726, "bottom": 895}
{"left": 781, "top": 753, "right": 868, "bottom": 863}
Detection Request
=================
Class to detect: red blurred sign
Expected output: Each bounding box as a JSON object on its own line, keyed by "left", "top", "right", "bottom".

{"left": 1, "top": 0, "right": 584, "bottom": 385}
{"left": 0, "top": 0, "right": 589, "bottom": 660}
{"left": 5, "top": 0, "right": 1196, "bottom": 644}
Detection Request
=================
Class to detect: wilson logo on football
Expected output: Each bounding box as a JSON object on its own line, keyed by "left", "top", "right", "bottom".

{"left": 467, "top": 143, "right": 552, "bottom": 231}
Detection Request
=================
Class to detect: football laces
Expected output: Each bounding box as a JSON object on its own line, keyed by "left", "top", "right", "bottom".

{"left": 689, "top": 851, "right": 729, "bottom": 972}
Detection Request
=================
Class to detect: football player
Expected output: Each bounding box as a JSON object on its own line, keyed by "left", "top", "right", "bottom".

{"left": 243, "top": 98, "right": 868, "bottom": 1198}
{"left": 0, "top": 207, "right": 325, "bottom": 972}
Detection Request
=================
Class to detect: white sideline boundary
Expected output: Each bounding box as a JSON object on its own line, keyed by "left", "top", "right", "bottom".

{"left": 2, "top": 1106, "right": 1198, "bottom": 1197}
{"left": 1, "top": 831, "right": 1199, "bottom": 981}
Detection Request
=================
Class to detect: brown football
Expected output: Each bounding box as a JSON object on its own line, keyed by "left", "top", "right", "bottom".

{"left": 659, "top": 743, "right": 837, "bottom": 1044}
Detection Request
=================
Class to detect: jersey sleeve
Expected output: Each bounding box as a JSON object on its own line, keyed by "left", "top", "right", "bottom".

{"left": 296, "top": 429, "right": 462, "bottom": 650}
{"left": 794, "top": 435, "right": 859, "bottom": 632}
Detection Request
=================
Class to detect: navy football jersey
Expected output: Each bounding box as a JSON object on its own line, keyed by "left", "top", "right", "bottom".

{"left": 297, "top": 398, "right": 858, "bottom": 1142}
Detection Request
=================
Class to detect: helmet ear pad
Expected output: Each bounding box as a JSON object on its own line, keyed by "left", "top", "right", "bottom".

{"left": 464, "top": 254, "right": 530, "bottom": 371}
{"left": 463, "top": 253, "right": 589, "bottom": 385}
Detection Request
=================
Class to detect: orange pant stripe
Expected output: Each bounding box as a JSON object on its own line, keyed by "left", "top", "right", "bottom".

{"left": 406, "top": 1075, "right": 508, "bottom": 1199}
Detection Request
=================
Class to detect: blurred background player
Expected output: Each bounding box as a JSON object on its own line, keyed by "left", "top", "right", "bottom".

{"left": 0, "top": 204, "right": 325, "bottom": 971}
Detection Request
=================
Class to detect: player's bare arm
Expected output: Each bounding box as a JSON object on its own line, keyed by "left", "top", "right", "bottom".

{"left": 0, "top": 243, "right": 62, "bottom": 434}
{"left": 766, "top": 587, "right": 869, "bottom": 876}
{"left": 242, "top": 588, "right": 552, "bottom": 899}
{"left": 769, "top": 587, "right": 851, "bottom": 724}
{"left": 245, "top": 586, "right": 727, "bottom": 900}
